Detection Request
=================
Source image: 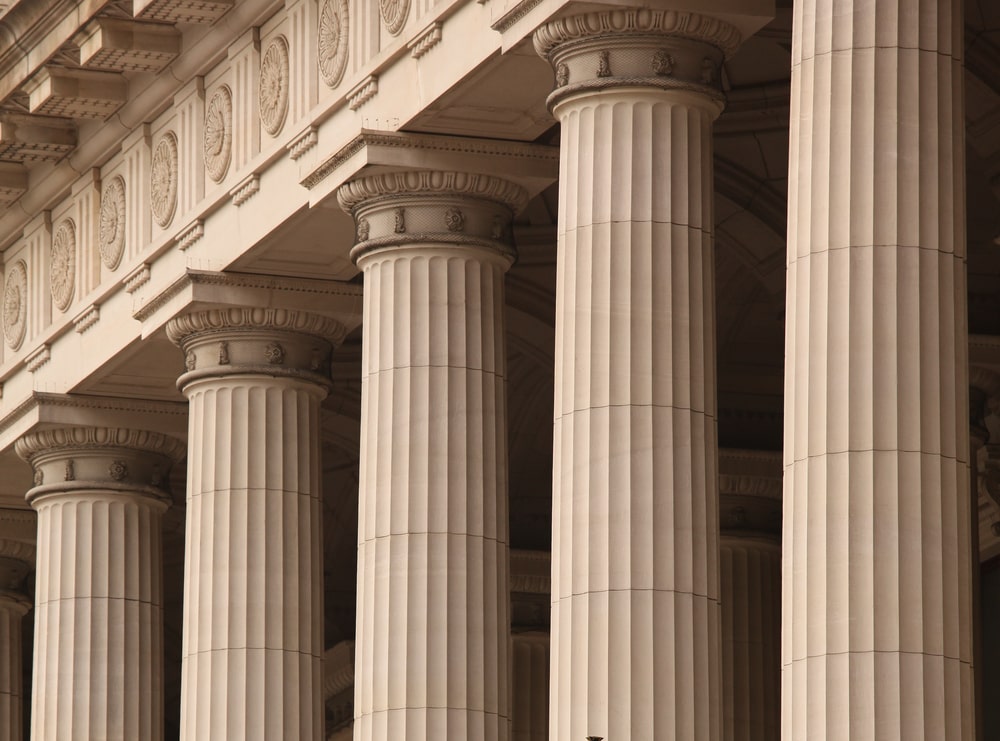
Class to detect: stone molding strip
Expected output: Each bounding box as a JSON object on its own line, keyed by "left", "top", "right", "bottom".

{"left": 16, "top": 426, "right": 186, "bottom": 463}
{"left": 336, "top": 170, "right": 528, "bottom": 213}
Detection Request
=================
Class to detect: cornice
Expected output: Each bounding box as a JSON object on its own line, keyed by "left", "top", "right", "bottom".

{"left": 533, "top": 9, "right": 743, "bottom": 60}
{"left": 305, "top": 129, "right": 557, "bottom": 196}
{"left": 337, "top": 171, "right": 528, "bottom": 214}
{"left": 15, "top": 426, "right": 186, "bottom": 463}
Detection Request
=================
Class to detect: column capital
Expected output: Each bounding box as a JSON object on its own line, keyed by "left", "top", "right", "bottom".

{"left": 336, "top": 170, "right": 528, "bottom": 267}
{"left": 719, "top": 449, "right": 781, "bottom": 538}
{"left": 15, "top": 426, "right": 184, "bottom": 505}
{"left": 166, "top": 307, "right": 347, "bottom": 391}
{"left": 533, "top": 8, "right": 741, "bottom": 110}
{"left": 0, "top": 536, "right": 35, "bottom": 596}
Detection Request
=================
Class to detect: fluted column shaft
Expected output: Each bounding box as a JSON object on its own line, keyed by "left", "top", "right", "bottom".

{"left": 16, "top": 427, "right": 184, "bottom": 741}
{"left": 338, "top": 170, "right": 525, "bottom": 741}
{"left": 167, "top": 309, "right": 346, "bottom": 741}
{"left": 782, "top": 0, "right": 971, "bottom": 738}
{"left": 0, "top": 586, "right": 30, "bottom": 741}
{"left": 511, "top": 632, "right": 549, "bottom": 741}
{"left": 534, "top": 10, "right": 742, "bottom": 740}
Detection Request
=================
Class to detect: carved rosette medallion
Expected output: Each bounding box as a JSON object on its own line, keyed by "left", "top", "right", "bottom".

{"left": 50, "top": 218, "right": 76, "bottom": 312}
{"left": 259, "top": 36, "right": 290, "bottom": 137}
{"left": 380, "top": 0, "right": 410, "bottom": 36}
{"left": 3, "top": 260, "right": 27, "bottom": 350}
{"left": 99, "top": 175, "right": 127, "bottom": 270}
{"left": 151, "top": 132, "right": 178, "bottom": 228}
{"left": 319, "top": 0, "right": 350, "bottom": 89}
{"left": 204, "top": 86, "right": 233, "bottom": 182}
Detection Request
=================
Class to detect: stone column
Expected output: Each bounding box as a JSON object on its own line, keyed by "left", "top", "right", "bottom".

{"left": 166, "top": 308, "right": 346, "bottom": 741}
{"left": 15, "top": 427, "right": 184, "bottom": 741}
{"left": 0, "top": 537, "right": 33, "bottom": 741}
{"left": 533, "top": 9, "right": 743, "bottom": 739}
{"left": 337, "top": 170, "right": 525, "bottom": 741}
{"left": 718, "top": 451, "right": 781, "bottom": 741}
{"left": 782, "top": 0, "right": 971, "bottom": 738}
{"left": 511, "top": 632, "right": 548, "bottom": 741}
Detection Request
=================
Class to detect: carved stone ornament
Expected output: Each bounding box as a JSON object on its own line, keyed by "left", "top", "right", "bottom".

{"left": 185, "top": 350, "right": 196, "bottom": 371}
{"left": 652, "top": 50, "right": 675, "bottom": 76}
{"left": 50, "top": 218, "right": 76, "bottom": 312}
{"left": 64, "top": 459, "right": 75, "bottom": 481}
{"left": 356, "top": 217, "right": 370, "bottom": 241}
{"left": 597, "top": 49, "right": 612, "bottom": 77}
{"left": 700, "top": 57, "right": 715, "bottom": 84}
{"left": 259, "top": 36, "right": 290, "bottom": 137}
{"left": 380, "top": 0, "right": 410, "bottom": 36}
{"left": 319, "top": 0, "right": 350, "bottom": 89}
{"left": 204, "top": 86, "right": 233, "bottom": 182}
{"left": 3, "top": 260, "right": 27, "bottom": 350}
{"left": 393, "top": 208, "right": 406, "bottom": 234}
{"left": 151, "top": 131, "right": 178, "bottom": 228}
{"left": 108, "top": 460, "right": 128, "bottom": 481}
{"left": 444, "top": 207, "right": 465, "bottom": 232}
{"left": 265, "top": 342, "right": 285, "bottom": 364}
{"left": 99, "top": 175, "right": 126, "bottom": 270}
{"left": 218, "top": 341, "right": 230, "bottom": 365}
{"left": 555, "top": 63, "right": 569, "bottom": 87}
{"left": 33, "top": 469, "right": 43, "bottom": 487}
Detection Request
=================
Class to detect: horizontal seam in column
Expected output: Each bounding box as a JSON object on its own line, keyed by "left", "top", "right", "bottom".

{"left": 363, "top": 707, "right": 504, "bottom": 715}
{"left": 794, "top": 243, "right": 964, "bottom": 255}
{"left": 555, "top": 588, "right": 718, "bottom": 601}
{"left": 794, "top": 45, "right": 959, "bottom": 66}
{"left": 565, "top": 221, "right": 714, "bottom": 235}
{"left": 359, "top": 533, "right": 505, "bottom": 543}
{"left": 789, "top": 450, "right": 963, "bottom": 466}
{"left": 188, "top": 488, "right": 321, "bottom": 499}
{"left": 556, "top": 404, "right": 715, "bottom": 420}
{"left": 182, "top": 647, "right": 322, "bottom": 658}
{"left": 38, "top": 595, "right": 159, "bottom": 606}
{"left": 784, "top": 650, "right": 971, "bottom": 663}
{"left": 364, "top": 365, "right": 506, "bottom": 377}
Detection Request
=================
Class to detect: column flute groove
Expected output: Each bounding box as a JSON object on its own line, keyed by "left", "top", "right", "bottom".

{"left": 782, "top": 0, "right": 971, "bottom": 739}
{"left": 338, "top": 169, "right": 523, "bottom": 741}
{"left": 535, "top": 9, "right": 744, "bottom": 740}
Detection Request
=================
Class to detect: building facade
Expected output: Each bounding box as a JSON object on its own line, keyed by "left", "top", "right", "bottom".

{"left": 0, "top": 0, "right": 997, "bottom": 739}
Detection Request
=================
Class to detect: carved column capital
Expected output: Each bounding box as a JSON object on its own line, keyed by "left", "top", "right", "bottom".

{"left": 15, "top": 426, "right": 184, "bottom": 505}
{"left": 166, "top": 307, "right": 348, "bottom": 391}
{"left": 0, "top": 537, "right": 35, "bottom": 595}
{"left": 336, "top": 170, "right": 528, "bottom": 267}
{"left": 533, "top": 8, "right": 741, "bottom": 112}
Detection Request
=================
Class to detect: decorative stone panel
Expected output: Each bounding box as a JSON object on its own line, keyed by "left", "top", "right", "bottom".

{"left": 203, "top": 86, "right": 232, "bottom": 182}
{"left": 318, "top": 0, "right": 349, "bottom": 88}
{"left": 259, "top": 36, "right": 289, "bottom": 136}
{"left": 99, "top": 175, "right": 126, "bottom": 270}
{"left": 2, "top": 260, "right": 27, "bottom": 350}
{"left": 50, "top": 219, "right": 75, "bottom": 312}
{"left": 150, "top": 131, "right": 178, "bottom": 227}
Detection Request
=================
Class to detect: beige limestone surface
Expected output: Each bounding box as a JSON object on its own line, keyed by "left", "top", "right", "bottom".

{"left": 782, "top": 0, "right": 974, "bottom": 738}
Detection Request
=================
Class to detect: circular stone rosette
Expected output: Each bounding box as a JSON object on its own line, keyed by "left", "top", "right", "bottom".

{"left": 204, "top": 86, "right": 233, "bottom": 183}
{"left": 380, "top": 0, "right": 410, "bottom": 36}
{"left": 99, "top": 175, "right": 126, "bottom": 270}
{"left": 50, "top": 219, "right": 76, "bottom": 312}
{"left": 3, "top": 260, "right": 27, "bottom": 350}
{"left": 318, "top": 0, "right": 349, "bottom": 88}
{"left": 259, "top": 36, "right": 289, "bottom": 137}
{"left": 151, "top": 131, "right": 178, "bottom": 228}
